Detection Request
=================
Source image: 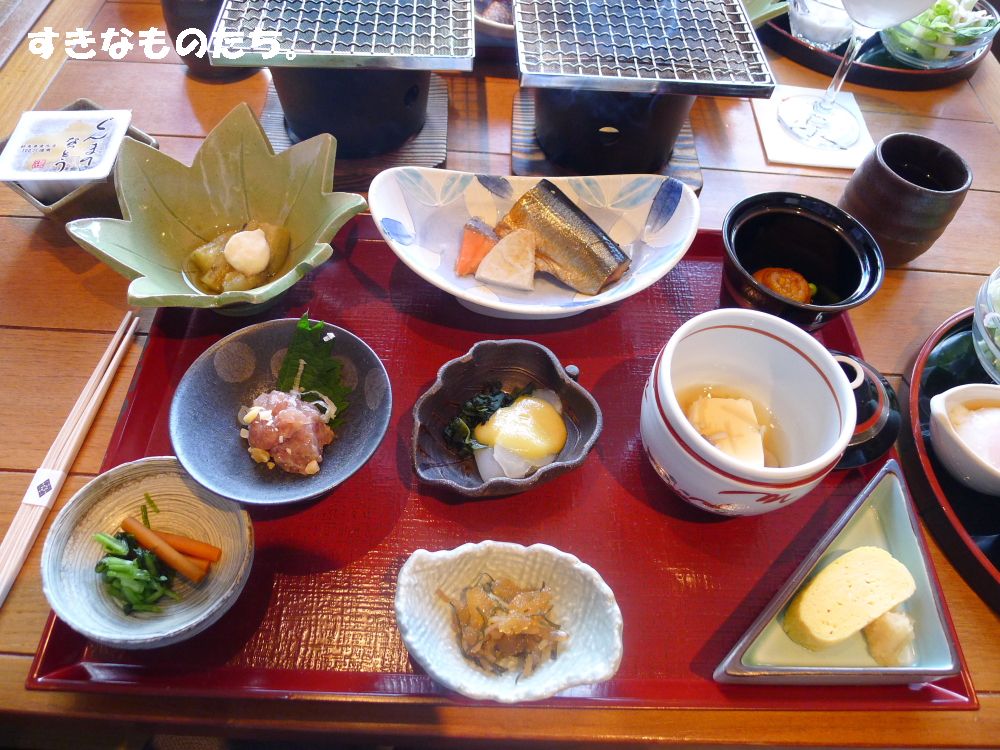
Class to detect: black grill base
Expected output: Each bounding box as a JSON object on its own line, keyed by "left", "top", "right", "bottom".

{"left": 534, "top": 89, "right": 696, "bottom": 175}
{"left": 270, "top": 68, "right": 431, "bottom": 158}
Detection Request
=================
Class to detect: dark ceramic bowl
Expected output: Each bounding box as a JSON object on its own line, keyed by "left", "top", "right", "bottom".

{"left": 412, "top": 339, "right": 602, "bottom": 498}
{"left": 170, "top": 318, "right": 391, "bottom": 505}
{"left": 721, "top": 192, "right": 884, "bottom": 331}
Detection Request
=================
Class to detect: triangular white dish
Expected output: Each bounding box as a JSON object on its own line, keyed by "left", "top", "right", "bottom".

{"left": 714, "top": 460, "right": 961, "bottom": 685}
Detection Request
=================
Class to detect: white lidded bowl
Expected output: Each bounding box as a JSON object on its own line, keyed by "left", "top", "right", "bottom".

{"left": 929, "top": 383, "right": 1000, "bottom": 496}
{"left": 395, "top": 541, "right": 623, "bottom": 702}
{"left": 640, "top": 308, "right": 856, "bottom": 516}
{"left": 41, "top": 456, "right": 254, "bottom": 649}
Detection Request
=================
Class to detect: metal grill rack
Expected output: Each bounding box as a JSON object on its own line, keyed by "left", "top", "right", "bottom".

{"left": 211, "top": 0, "right": 475, "bottom": 69}
{"left": 514, "top": 0, "right": 774, "bottom": 97}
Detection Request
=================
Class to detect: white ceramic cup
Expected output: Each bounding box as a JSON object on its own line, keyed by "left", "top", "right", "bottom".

{"left": 639, "top": 308, "right": 856, "bottom": 516}
{"left": 929, "top": 383, "right": 1000, "bottom": 496}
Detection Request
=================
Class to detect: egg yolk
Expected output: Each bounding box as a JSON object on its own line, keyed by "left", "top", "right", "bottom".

{"left": 473, "top": 395, "right": 567, "bottom": 461}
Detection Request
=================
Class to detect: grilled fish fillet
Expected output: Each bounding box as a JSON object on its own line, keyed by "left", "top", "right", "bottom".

{"left": 496, "top": 180, "right": 629, "bottom": 296}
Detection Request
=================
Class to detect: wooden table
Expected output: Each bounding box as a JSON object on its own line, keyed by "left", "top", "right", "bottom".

{"left": 0, "top": 1, "right": 998, "bottom": 746}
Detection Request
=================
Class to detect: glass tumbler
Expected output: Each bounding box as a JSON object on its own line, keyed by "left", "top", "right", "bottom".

{"left": 787, "top": 0, "right": 855, "bottom": 51}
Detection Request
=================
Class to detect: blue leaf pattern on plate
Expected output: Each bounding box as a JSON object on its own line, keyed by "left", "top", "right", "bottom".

{"left": 440, "top": 173, "right": 473, "bottom": 204}
{"left": 611, "top": 177, "right": 662, "bottom": 210}
{"left": 477, "top": 174, "right": 514, "bottom": 199}
{"left": 397, "top": 168, "right": 439, "bottom": 206}
{"left": 646, "top": 179, "right": 683, "bottom": 233}
{"left": 574, "top": 177, "right": 608, "bottom": 207}
{"left": 381, "top": 217, "right": 415, "bottom": 246}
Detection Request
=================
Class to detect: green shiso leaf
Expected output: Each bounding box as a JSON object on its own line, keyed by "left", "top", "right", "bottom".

{"left": 276, "top": 313, "right": 351, "bottom": 421}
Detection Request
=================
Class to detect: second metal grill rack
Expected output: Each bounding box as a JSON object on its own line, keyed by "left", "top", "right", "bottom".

{"left": 514, "top": 0, "right": 774, "bottom": 97}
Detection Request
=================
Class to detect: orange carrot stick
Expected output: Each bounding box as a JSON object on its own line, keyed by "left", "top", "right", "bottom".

{"left": 184, "top": 555, "right": 211, "bottom": 575}
{"left": 155, "top": 530, "right": 222, "bottom": 562}
{"left": 121, "top": 517, "right": 206, "bottom": 583}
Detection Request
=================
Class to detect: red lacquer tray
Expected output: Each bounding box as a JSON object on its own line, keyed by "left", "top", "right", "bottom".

{"left": 28, "top": 221, "right": 975, "bottom": 709}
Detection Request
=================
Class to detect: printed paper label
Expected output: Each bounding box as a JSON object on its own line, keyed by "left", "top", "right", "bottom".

{"left": 22, "top": 468, "right": 67, "bottom": 508}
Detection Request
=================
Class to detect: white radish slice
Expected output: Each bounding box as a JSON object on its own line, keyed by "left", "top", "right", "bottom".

{"left": 474, "top": 229, "right": 537, "bottom": 291}
{"left": 473, "top": 447, "right": 506, "bottom": 482}
{"left": 530, "top": 388, "right": 563, "bottom": 414}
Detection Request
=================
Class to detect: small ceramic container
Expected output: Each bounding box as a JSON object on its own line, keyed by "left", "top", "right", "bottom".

{"left": 395, "top": 541, "right": 623, "bottom": 702}
{"left": 0, "top": 98, "right": 158, "bottom": 223}
{"left": 639, "top": 308, "right": 856, "bottom": 516}
{"left": 412, "top": 339, "right": 602, "bottom": 497}
{"left": 714, "top": 460, "right": 960, "bottom": 685}
{"left": 0, "top": 108, "right": 132, "bottom": 203}
{"left": 721, "top": 192, "right": 884, "bottom": 331}
{"left": 41, "top": 456, "right": 253, "bottom": 649}
{"left": 833, "top": 353, "right": 902, "bottom": 470}
{"left": 838, "top": 133, "right": 972, "bottom": 267}
{"left": 929, "top": 383, "right": 1000, "bottom": 496}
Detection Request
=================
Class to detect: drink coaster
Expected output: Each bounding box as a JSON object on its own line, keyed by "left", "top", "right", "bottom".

{"left": 751, "top": 84, "right": 874, "bottom": 169}
{"left": 511, "top": 89, "right": 703, "bottom": 193}
{"left": 259, "top": 74, "right": 448, "bottom": 192}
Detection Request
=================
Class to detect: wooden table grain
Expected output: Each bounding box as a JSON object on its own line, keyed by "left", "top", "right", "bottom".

{"left": 0, "top": 1, "right": 998, "bottom": 746}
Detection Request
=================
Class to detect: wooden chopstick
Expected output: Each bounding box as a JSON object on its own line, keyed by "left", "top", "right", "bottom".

{"left": 0, "top": 312, "right": 138, "bottom": 608}
{"left": 48, "top": 313, "right": 139, "bottom": 474}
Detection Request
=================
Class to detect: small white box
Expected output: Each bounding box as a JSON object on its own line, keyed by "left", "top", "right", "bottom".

{"left": 0, "top": 109, "right": 132, "bottom": 203}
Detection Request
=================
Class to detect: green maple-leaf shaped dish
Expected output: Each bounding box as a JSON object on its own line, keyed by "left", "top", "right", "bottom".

{"left": 66, "top": 103, "right": 367, "bottom": 313}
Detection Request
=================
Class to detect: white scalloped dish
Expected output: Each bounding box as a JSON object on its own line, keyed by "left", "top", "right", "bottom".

{"left": 395, "top": 541, "right": 623, "bottom": 702}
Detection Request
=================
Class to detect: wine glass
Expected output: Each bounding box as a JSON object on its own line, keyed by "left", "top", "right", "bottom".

{"left": 777, "top": 0, "right": 934, "bottom": 149}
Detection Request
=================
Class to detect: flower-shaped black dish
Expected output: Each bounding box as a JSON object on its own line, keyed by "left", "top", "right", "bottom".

{"left": 170, "top": 318, "right": 391, "bottom": 505}
{"left": 721, "top": 192, "right": 884, "bottom": 331}
{"left": 412, "top": 339, "right": 603, "bottom": 498}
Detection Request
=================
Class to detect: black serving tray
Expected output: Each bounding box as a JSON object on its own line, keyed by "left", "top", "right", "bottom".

{"left": 907, "top": 309, "right": 1000, "bottom": 614}
{"left": 759, "top": 14, "right": 992, "bottom": 91}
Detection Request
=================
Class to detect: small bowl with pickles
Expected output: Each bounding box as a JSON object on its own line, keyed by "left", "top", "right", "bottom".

{"left": 65, "top": 103, "right": 366, "bottom": 314}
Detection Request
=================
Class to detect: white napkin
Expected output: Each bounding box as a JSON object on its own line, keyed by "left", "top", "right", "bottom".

{"left": 751, "top": 84, "right": 875, "bottom": 169}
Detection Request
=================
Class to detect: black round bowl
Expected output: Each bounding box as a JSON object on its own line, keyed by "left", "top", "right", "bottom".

{"left": 721, "top": 192, "right": 885, "bottom": 331}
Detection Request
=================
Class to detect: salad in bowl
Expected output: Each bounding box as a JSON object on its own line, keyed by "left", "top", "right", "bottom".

{"left": 882, "top": 0, "right": 999, "bottom": 68}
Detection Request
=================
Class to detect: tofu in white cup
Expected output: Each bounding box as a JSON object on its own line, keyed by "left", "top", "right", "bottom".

{"left": 640, "top": 308, "right": 856, "bottom": 516}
